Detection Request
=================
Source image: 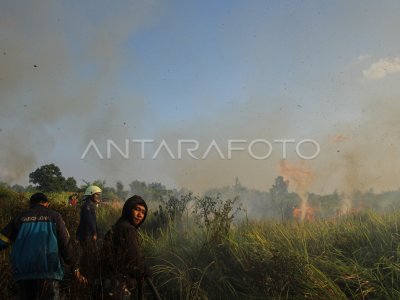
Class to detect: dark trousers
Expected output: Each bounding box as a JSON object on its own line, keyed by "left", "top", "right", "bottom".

{"left": 79, "top": 239, "right": 99, "bottom": 281}
{"left": 17, "top": 279, "right": 60, "bottom": 300}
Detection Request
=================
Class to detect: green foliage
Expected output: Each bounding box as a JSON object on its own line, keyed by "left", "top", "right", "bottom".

{"left": 161, "top": 193, "right": 192, "bottom": 221}
{"left": 270, "top": 175, "right": 289, "bottom": 195}
{"left": 0, "top": 191, "right": 65, "bottom": 299}
{"left": 193, "top": 195, "right": 242, "bottom": 244}
{"left": 5, "top": 186, "right": 400, "bottom": 299}
{"left": 29, "top": 163, "right": 77, "bottom": 192}
{"left": 115, "top": 180, "right": 128, "bottom": 200}
{"left": 142, "top": 193, "right": 192, "bottom": 235}
{"left": 0, "top": 187, "right": 27, "bottom": 227}
{"left": 270, "top": 176, "right": 299, "bottom": 221}
{"left": 146, "top": 212, "right": 400, "bottom": 299}
{"left": 95, "top": 202, "right": 121, "bottom": 235}
{"left": 64, "top": 177, "right": 77, "bottom": 192}
{"left": 129, "top": 180, "right": 147, "bottom": 196}
{"left": 129, "top": 180, "right": 178, "bottom": 202}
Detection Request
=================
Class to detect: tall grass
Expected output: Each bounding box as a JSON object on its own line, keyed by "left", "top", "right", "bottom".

{"left": 2, "top": 189, "right": 400, "bottom": 299}
{"left": 143, "top": 211, "right": 400, "bottom": 299}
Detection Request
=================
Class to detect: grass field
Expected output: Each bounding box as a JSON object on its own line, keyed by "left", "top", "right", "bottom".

{"left": 1, "top": 187, "right": 400, "bottom": 299}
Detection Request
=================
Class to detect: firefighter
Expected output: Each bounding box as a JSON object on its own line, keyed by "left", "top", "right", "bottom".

{"left": 0, "top": 192, "right": 87, "bottom": 299}
{"left": 76, "top": 185, "right": 102, "bottom": 284}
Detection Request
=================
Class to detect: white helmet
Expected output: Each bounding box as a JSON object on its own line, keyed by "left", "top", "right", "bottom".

{"left": 84, "top": 185, "right": 102, "bottom": 196}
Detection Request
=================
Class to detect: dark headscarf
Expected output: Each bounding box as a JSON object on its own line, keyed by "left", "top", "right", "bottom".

{"left": 119, "top": 195, "right": 147, "bottom": 228}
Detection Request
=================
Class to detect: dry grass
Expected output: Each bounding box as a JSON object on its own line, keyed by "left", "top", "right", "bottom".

{"left": 2, "top": 189, "right": 400, "bottom": 299}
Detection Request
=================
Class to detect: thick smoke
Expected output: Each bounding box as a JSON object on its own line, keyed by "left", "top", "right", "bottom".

{"left": 1, "top": 0, "right": 400, "bottom": 199}
{"left": 0, "top": 0, "right": 162, "bottom": 184}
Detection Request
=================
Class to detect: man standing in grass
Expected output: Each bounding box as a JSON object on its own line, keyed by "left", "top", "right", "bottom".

{"left": 0, "top": 192, "right": 87, "bottom": 299}
{"left": 76, "top": 185, "right": 102, "bottom": 284}
{"left": 101, "top": 195, "right": 150, "bottom": 299}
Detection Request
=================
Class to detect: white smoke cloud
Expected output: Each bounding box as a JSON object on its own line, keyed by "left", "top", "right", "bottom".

{"left": 357, "top": 54, "right": 371, "bottom": 61}
{"left": 362, "top": 57, "right": 400, "bottom": 80}
{"left": 0, "top": 0, "right": 163, "bottom": 184}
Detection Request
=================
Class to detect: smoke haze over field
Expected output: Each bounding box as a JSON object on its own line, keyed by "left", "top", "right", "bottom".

{"left": 1, "top": 1, "right": 400, "bottom": 195}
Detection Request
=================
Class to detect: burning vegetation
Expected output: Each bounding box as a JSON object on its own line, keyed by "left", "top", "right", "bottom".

{"left": 2, "top": 180, "right": 400, "bottom": 299}
{"left": 2, "top": 162, "right": 400, "bottom": 299}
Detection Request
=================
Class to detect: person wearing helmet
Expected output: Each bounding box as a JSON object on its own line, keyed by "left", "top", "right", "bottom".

{"left": 100, "top": 195, "right": 150, "bottom": 299}
{"left": 0, "top": 192, "right": 87, "bottom": 299}
{"left": 76, "top": 185, "right": 102, "bottom": 283}
{"left": 77, "top": 185, "right": 102, "bottom": 242}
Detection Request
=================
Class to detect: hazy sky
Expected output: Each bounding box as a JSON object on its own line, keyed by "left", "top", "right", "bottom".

{"left": 1, "top": 0, "right": 400, "bottom": 194}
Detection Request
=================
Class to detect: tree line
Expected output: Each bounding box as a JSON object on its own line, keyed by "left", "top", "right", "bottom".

{"left": 2, "top": 163, "right": 400, "bottom": 220}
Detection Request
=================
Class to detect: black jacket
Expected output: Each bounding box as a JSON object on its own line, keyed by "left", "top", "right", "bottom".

{"left": 76, "top": 197, "right": 97, "bottom": 242}
{"left": 101, "top": 195, "right": 147, "bottom": 278}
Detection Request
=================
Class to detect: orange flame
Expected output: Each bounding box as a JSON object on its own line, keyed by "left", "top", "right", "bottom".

{"left": 293, "top": 206, "right": 315, "bottom": 222}
{"left": 279, "top": 160, "right": 314, "bottom": 191}
{"left": 279, "top": 160, "right": 314, "bottom": 222}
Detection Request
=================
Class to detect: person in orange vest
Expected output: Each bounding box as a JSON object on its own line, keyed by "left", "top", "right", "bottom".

{"left": 68, "top": 193, "right": 78, "bottom": 206}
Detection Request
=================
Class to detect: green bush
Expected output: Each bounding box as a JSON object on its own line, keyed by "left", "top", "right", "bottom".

{"left": 2, "top": 188, "right": 400, "bottom": 299}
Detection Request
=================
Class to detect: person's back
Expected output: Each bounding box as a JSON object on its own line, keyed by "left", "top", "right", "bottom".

{"left": 0, "top": 192, "right": 86, "bottom": 300}
{"left": 9, "top": 204, "right": 68, "bottom": 281}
